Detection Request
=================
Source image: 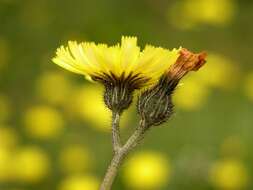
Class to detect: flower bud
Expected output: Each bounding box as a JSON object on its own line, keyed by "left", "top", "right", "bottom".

{"left": 94, "top": 72, "right": 148, "bottom": 113}
{"left": 137, "top": 49, "right": 207, "bottom": 127}
{"left": 104, "top": 84, "right": 133, "bottom": 113}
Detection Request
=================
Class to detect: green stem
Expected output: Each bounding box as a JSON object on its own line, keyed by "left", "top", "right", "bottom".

{"left": 99, "top": 120, "right": 147, "bottom": 190}
{"left": 112, "top": 111, "right": 121, "bottom": 152}
{"left": 121, "top": 120, "right": 146, "bottom": 152}
{"left": 99, "top": 151, "right": 124, "bottom": 190}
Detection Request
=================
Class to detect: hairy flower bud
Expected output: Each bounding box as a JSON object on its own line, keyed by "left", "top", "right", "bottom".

{"left": 95, "top": 72, "right": 149, "bottom": 113}
{"left": 137, "top": 76, "right": 175, "bottom": 127}
{"left": 104, "top": 84, "right": 133, "bottom": 113}
{"left": 137, "top": 48, "right": 207, "bottom": 127}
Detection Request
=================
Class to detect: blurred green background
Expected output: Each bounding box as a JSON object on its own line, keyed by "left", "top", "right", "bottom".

{"left": 0, "top": 0, "right": 253, "bottom": 190}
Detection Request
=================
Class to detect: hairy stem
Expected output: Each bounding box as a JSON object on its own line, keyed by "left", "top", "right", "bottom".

{"left": 99, "top": 151, "right": 124, "bottom": 190}
{"left": 112, "top": 111, "right": 121, "bottom": 152}
{"left": 121, "top": 120, "right": 146, "bottom": 152}
{"left": 99, "top": 120, "right": 147, "bottom": 190}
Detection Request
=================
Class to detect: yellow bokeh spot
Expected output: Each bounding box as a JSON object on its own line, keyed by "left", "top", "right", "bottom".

{"left": 58, "top": 175, "right": 99, "bottom": 190}
{"left": 59, "top": 144, "right": 92, "bottom": 174}
{"left": 24, "top": 105, "right": 64, "bottom": 139}
{"left": 13, "top": 146, "right": 50, "bottom": 183}
{"left": 68, "top": 84, "right": 129, "bottom": 131}
{"left": 0, "top": 126, "right": 19, "bottom": 149}
{"left": 209, "top": 159, "right": 249, "bottom": 189}
{"left": 36, "top": 71, "right": 72, "bottom": 106}
{"left": 123, "top": 151, "right": 170, "bottom": 189}
{"left": 0, "top": 148, "right": 14, "bottom": 182}
{"left": 173, "top": 77, "right": 210, "bottom": 110}
{"left": 169, "top": 0, "right": 236, "bottom": 29}
{"left": 0, "top": 94, "right": 11, "bottom": 122}
{"left": 197, "top": 54, "right": 238, "bottom": 89}
{"left": 185, "top": 0, "right": 235, "bottom": 25}
{"left": 244, "top": 72, "right": 253, "bottom": 102}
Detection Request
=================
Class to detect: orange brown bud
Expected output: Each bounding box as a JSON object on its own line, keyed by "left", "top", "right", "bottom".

{"left": 167, "top": 48, "right": 207, "bottom": 80}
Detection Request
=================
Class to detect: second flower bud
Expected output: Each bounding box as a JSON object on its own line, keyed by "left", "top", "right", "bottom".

{"left": 137, "top": 48, "right": 207, "bottom": 128}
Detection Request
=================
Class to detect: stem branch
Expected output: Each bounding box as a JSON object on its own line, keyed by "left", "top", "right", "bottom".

{"left": 99, "top": 119, "right": 147, "bottom": 190}
{"left": 121, "top": 120, "right": 146, "bottom": 153}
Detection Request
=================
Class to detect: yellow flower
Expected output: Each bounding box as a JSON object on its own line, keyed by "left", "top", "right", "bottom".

{"left": 13, "top": 146, "right": 50, "bottom": 183}
{"left": 58, "top": 175, "right": 99, "bottom": 190}
{"left": 53, "top": 36, "right": 179, "bottom": 87}
{"left": 123, "top": 151, "right": 170, "bottom": 189}
{"left": 59, "top": 144, "right": 92, "bottom": 174}
{"left": 209, "top": 159, "right": 249, "bottom": 189}
{"left": 53, "top": 36, "right": 180, "bottom": 113}
{"left": 23, "top": 105, "right": 64, "bottom": 139}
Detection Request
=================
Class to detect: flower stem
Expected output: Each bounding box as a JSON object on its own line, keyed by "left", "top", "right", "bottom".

{"left": 99, "top": 120, "right": 147, "bottom": 190}
{"left": 99, "top": 151, "right": 124, "bottom": 190}
{"left": 121, "top": 120, "right": 146, "bottom": 152}
{"left": 112, "top": 111, "right": 121, "bottom": 152}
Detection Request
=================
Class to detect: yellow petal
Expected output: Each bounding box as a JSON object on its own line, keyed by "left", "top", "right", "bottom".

{"left": 52, "top": 36, "right": 180, "bottom": 87}
{"left": 120, "top": 36, "right": 140, "bottom": 75}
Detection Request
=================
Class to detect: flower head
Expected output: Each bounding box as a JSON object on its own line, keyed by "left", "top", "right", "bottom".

{"left": 53, "top": 36, "right": 180, "bottom": 113}
{"left": 138, "top": 49, "right": 207, "bottom": 127}
{"left": 53, "top": 36, "right": 179, "bottom": 87}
